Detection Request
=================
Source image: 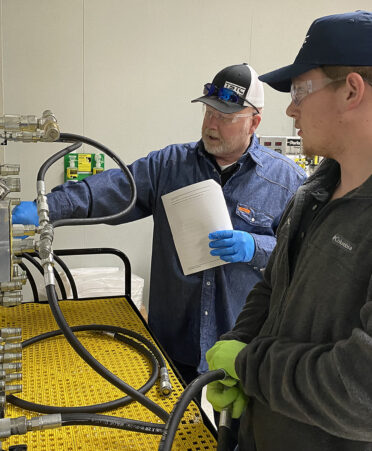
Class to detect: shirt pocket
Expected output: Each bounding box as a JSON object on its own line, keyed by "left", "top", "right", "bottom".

{"left": 235, "top": 203, "right": 274, "bottom": 231}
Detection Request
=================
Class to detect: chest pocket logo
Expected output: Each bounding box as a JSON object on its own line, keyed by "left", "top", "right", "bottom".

{"left": 236, "top": 203, "right": 273, "bottom": 228}
{"left": 331, "top": 234, "right": 354, "bottom": 253}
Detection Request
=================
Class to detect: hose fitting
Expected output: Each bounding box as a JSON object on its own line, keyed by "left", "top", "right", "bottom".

{"left": 0, "top": 414, "right": 61, "bottom": 438}
{"left": 159, "top": 367, "right": 172, "bottom": 396}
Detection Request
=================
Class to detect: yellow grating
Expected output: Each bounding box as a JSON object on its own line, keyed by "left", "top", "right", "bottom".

{"left": 0, "top": 297, "right": 217, "bottom": 450}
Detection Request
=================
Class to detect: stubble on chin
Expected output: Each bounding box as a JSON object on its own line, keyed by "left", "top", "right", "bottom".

{"left": 302, "top": 141, "right": 329, "bottom": 159}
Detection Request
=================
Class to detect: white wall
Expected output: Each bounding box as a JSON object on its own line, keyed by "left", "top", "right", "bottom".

{"left": 1, "top": 0, "right": 370, "bottom": 306}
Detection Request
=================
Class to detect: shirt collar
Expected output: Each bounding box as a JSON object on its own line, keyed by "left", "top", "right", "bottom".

{"left": 244, "top": 134, "right": 263, "bottom": 167}
{"left": 304, "top": 159, "right": 340, "bottom": 202}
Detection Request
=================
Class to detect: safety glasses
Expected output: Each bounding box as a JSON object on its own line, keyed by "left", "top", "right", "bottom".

{"left": 290, "top": 77, "right": 346, "bottom": 106}
{"left": 203, "top": 105, "right": 257, "bottom": 125}
{"left": 203, "top": 83, "right": 260, "bottom": 114}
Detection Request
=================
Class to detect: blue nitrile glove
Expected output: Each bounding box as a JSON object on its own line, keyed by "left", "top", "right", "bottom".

{"left": 206, "top": 381, "right": 248, "bottom": 418}
{"left": 206, "top": 340, "right": 246, "bottom": 384}
{"left": 12, "top": 201, "right": 39, "bottom": 226}
{"left": 209, "top": 230, "right": 255, "bottom": 263}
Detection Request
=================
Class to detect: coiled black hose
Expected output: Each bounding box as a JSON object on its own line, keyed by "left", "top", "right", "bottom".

{"left": 7, "top": 325, "right": 162, "bottom": 414}
{"left": 45, "top": 284, "right": 169, "bottom": 422}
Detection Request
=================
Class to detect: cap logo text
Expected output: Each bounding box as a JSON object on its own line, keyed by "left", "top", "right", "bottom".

{"left": 224, "top": 81, "right": 246, "bottom": 96}
{"left": 301, "top": 34, "right": 310, "bottom": 49}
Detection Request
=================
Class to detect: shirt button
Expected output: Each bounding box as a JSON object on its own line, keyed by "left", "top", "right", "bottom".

{"left": 300, "top": 231, "right": 305, "bottom": 238}
{"left": 312, "top": 204, "right": 318, "bottom": 211}
{"left": 251, "top": 217, "right": 255, "bottom": 222}
{"left": 206, "top": 281, "right": 211, "bottom": 286}
{"left": 205, "top": 311, "right": 208, "bottom": 316}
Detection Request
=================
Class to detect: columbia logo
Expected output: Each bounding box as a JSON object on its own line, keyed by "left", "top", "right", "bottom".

{"left": 332, "top": 234, "right": 353, "bottom": 252}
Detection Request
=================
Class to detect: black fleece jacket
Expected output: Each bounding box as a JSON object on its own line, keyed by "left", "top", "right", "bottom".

{"left": 222, "top": 159, "right": 372, "bottom": 451}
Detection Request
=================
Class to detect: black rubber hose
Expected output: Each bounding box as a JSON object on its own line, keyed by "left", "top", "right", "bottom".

{"left": 159, "top": 369, "right": 226, "bottom": 451}
{"left": 22, "top": 252, "right": 44, "bottom": 274}
{"left": 8, "top": 326, "right": 159, "bottom": 414}
{"left": 22, "top": 252, "right": 67, "bottom": 300}
{"left": 217, "top": 427, "right": 234, "bottom": 451}
{"left": 61, "top": 413, "right": 165, "bottom": 435}
{"left": 36, "top": 141, "right": 82, "bottom": 180}
{"left": 18, "top": 322, "right": 167, "bottom": 374}
{"left": 38, "top": 133, "right": 137, "bottom": 228}
{"left": 217, "top": 406, "right": 234, "bottom": 451}
{"left": 22, "top": 324, "right": 165, "bottom": 367}
{"left": 18, "top": 262, "right": 39, "bottom": 302}
{"left": 51, "top": 253, "right": 78, "bottom": 299}
{"left": 45, "top": 285, "right": 169, "bottom": 422}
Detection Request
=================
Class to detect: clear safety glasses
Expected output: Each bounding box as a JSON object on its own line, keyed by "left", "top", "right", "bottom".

{"left": 290, "top": 77, "right": 345, "bottom": 106}
{"left": 203, "top": 104, "right": 257, "bottom": 125}
{"left": 203, "top": 83, "right": 260, "bottom": 114}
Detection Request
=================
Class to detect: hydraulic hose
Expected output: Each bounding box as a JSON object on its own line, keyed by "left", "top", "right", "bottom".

{"left": 0, "top": 413, "right": 164, "bottom": 438}
{"left": 37, "top": 141, "right": 82, "bottom": 180}
{"left": 1, "top": 413, "right": 164, "bottom": 438}
{"left": 29, "top": 134, "right": 176, "bottom": 438}
{"left": 159, "top": 369, "right": 226, "bottom": 451}
{"left": 51, "top": 252, "right": 78, "bottom": 299}
{"left": 45, "top": 284, "right": 169, "bottom": 422}
{"left": 60, "top": 412, "right": 164, "bottom": 435}
{"left": 37, "top": 133, "right": 137, "bottom": 228}
{"left": 18, "top": 262, "right": 39, "bottom": 302}
{"left": 22, "top": 252, "right": 67, "bottom": 300}
{"left": 23, "top": 250, "right": 80, "bottom": 300}
{"left": 7, "top": 326, "right": 159, "bottom": 414}
{"left": 217, "top": 405, "right": 234, "bottom": 451}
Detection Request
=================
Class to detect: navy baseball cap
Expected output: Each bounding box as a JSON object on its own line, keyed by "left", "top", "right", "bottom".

{"left": 259, "top": 10, "right": 372, "bottom": 92}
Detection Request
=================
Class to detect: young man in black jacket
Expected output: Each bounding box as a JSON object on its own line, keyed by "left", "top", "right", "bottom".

{"left": 206, "top": 10, "right": 372, "bottom": 451}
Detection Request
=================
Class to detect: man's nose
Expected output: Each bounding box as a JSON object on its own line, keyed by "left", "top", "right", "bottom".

{"left": 286, "top": 100, "right": 298, "bottom": 118}
{"left": 204, "top": 113, "right": 219, "bottom": 128}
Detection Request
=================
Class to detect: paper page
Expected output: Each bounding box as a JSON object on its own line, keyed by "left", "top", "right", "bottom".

{"left": 162, "top": 179, "right": 233, "bottom": 276}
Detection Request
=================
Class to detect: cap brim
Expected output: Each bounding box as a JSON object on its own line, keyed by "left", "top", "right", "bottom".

{"left": 191, "top": 95, "right": 244, "bottom": 113}
{"left": 259, "top": 62, "right": 321, "bottom": 92}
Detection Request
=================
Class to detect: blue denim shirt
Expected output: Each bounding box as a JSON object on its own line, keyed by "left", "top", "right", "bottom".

{"left": 47, "top": 135, "right": 306, "bottom": 372}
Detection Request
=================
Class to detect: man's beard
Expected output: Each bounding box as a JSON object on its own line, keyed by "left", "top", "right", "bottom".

{"left": 202, "top": 126, "right": 250, "bottom": 157}
{"left": 204, "top": 140, "right": 228, "bottom": 156}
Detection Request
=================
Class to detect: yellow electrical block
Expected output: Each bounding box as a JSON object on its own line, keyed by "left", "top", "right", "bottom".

{"left": 0, "top": 297, "right": 217, "bottom": 450}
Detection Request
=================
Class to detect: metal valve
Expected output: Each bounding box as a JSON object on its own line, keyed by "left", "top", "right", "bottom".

{"left": 0, "top": 110, "right": 60, "bottom": 143}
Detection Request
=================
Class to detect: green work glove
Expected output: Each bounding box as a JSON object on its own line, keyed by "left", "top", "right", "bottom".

{"left": 206, "top": 340, "right": 246, "bottom": 383}
{"left": 206, "top": 381, "right": 248, "bottom": 419}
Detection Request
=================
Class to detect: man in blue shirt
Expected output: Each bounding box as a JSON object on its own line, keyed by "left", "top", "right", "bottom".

{"left": 13, "top": 63, "right": 306, "bottom": 384}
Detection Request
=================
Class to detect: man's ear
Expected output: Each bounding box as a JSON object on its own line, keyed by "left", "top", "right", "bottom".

{"left": 343, "top": 72, "right": 365, "bottom": 110}
{"left": 249, "top": 114, "right": 261, "bottom": 134}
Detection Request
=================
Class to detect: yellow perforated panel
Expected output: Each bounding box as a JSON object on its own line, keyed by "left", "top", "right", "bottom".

{"left": 0, "top": 297, "right": 217, "bottom": 450}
